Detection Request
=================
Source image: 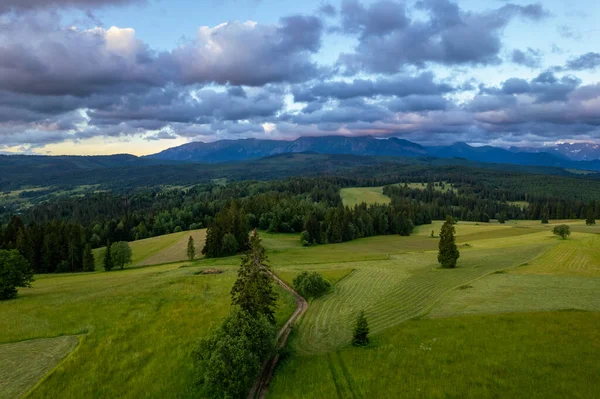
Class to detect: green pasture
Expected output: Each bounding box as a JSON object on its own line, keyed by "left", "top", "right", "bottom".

{"left": 93, "top": 229, "right": 206, "bottom": 270}
{"left": 3, "top": 220, "right": 599, "bottom": 398}
{"left": 340, "top": 187, "right": 391, "bottom": 207}
{"left": 0, "top": 260, "right": 294, "bottom": 398}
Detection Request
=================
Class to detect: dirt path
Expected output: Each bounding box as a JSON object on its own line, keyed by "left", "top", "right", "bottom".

{"left": 247, "top": 272, "right": 308, "bottom": 399}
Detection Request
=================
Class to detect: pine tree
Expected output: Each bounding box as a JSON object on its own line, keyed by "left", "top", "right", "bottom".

{"left": 82, "top": 244, "right": 95, "bottom": 272}
{"left": 438, "top": 215, "right": 460, "bottom": 268}
{"left": 187, "top": 236, "right": 195, "bottom": 260}
{"left": 586, "top": 205, "right": 596, "bottom": 226}
{"left": 230, "top": 230, "right": 277, "bottom": 324}
{"left": 541, "top": 205, "right": 549, "bottom": 224}
{"left": 103, "top": 242, "right": 113, "bottom": 271}
{"left": 305, "top": 213, "right": 320, "bottom": 244}
{"left": 352, "top": 311, "right": 369, "bottom": 346}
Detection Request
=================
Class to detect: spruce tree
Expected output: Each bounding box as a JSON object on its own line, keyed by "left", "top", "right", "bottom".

{"left": 187, "top": 236, "right": 195, "bottom": 260}
{"left": 438, "top": 216, "right": 460, "bottom": 268}
{"left": 103, "top": 242, "right": 113, "bottom": 271}
{"left": 586, "top": 205, "right": 596, "bottom": 226}
{"left": 82, "top": 244, "right": 95, "bottom": 272}
{"left": 352, "top": 311, "right": 369, "bottom": 346}
{"left": 541, "top": 205, "right": 549, "bottom": 224}
{"left": 230, "top": 230, "right": 277, "bottom": 324}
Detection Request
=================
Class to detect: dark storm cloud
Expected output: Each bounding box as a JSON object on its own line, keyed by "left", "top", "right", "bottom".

{"left": 292, "top": 72, "right": 454, "bottom": 102}
{"left": 511, "top": 48, "right": 542, "bottom": 68}
{"left": 337, "top": 0, "right": 548, "bottom": 73}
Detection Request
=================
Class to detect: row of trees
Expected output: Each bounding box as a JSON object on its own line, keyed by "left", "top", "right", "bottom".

{"left": 194, "top": 232, "right": 278, "bottom": 398}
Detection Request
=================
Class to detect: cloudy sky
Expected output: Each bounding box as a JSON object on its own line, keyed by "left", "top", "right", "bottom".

{"left": 1, "top": 0, "right": 599, "bottom": 155}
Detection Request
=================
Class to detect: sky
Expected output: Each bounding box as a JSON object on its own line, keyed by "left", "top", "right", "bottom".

{"left": 0, "top": 0, "right": 599, "bottom": 156}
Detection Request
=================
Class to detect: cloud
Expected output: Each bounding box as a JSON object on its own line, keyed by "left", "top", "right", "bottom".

{"left": 292, "top": 72, "right": 455, "bottom": 102}
{"left": 564, "top": 52, "right": 600, "bottom": 71}
{"left": 0, "top": 0, "right": 144, "bottom": 13}
{"left": 0, "top": 12, "right": 324, "bottom": 98}
{"left": 337, "top": 0, "right": 548, "bottom": 73}
{"left": 511, "top": 48, "right": 542, "bottom": 68}
{"left": 318, "top": 3, "right": 336, "bottom": 17}
{"left": 170, "top": 16, "right": 323, "bottom": 86}
{"left": 87, "top": 86, "right": 285, "bottom": 127}
{"left": 0, "top": 14, "right": 169, "bottom": 96}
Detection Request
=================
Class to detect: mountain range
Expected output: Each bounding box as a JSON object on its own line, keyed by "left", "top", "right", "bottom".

{"left": 148, "top": 135, "right": 600, "bottom": 170}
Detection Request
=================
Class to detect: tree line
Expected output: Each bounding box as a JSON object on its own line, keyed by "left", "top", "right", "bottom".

{"left": 3, "top": 171, "right": 600, "bottom": 272}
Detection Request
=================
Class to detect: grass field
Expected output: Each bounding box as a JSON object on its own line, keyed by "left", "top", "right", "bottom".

{"left": 340, "top": 182, "right": 454, "bottom": 207}
{"left": 340, "top": 187, "right": 390, "bottom": 207}
{"left": 0, "top": 336, "right": 79, "bottom": 399}
{"left": 4, "top": 220, "right": 599, "bottom": 398}
{"left": 0, "top": 259, "right": 294, "bottom": 398}
{"left": 264, "top": 220, "right": 600, "bottom": 398}
{"left": 269, "top": 311, "right": 600, "bottom": 399}
{"left": 93, "top": 229, "right": 206, "bottom": 270}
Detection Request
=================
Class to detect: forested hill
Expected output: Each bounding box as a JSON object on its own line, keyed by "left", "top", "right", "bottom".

{"left": 2, "top": 152, "right": 598, "bottom": 193}
{"left": 0, "top": 154, "right": 175, "bottom": 189}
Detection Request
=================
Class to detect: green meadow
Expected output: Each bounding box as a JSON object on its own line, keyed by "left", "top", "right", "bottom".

{"left": 2, "top": 219, "right": 599, "bottom": 398}
{"left": 92, "top": 228, "right": 206, "bottom": 270}
{"left": 340, "top": 187, "right": 391, "bottom": 207}
{"left": 266, "top": 221, "right": 600, "bottom": 398}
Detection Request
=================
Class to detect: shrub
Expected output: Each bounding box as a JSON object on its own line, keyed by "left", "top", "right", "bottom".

{"left": 293, "top": 271, "right": 331, "bottom": 299}
{"left": 300, "top": 230, "right": 311, "bottom": 246}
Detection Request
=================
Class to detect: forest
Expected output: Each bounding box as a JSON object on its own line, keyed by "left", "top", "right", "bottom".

{"left": 2, "top": 165, "right": 600, "bottom": 273}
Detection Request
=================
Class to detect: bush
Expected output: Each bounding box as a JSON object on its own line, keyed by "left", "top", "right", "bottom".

{"left": 0, "top": 250, "right": 33, "bottom": 300}
{"left": 293, "top": 271, "right": 331, "bottom": 299}
{"left": 300, "top": 230, "right": 311, "bottom": 246}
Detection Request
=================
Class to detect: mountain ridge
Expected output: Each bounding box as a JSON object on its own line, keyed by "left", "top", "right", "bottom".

{"left": 147, "top": 135, "right": 600, "bottom": 169}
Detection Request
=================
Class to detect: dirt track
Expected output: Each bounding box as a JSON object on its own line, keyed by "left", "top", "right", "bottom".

{"left": 247, "top": 272, "right": 308, "bottom": 399}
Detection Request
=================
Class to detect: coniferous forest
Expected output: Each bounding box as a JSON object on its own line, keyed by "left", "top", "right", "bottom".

{"left": 2, "top": 164, "right": 600, "bottom": 271}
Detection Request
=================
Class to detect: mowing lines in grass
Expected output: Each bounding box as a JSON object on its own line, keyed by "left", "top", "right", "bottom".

{"left": 0, "top": 336, "right": 79, "bottom": 399}
{"left": 295, "top": 243, "right": 551, "bottom": 353}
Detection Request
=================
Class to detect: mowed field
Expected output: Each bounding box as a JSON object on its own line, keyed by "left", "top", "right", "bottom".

{"left": 2, "top": 219, "right": 599, "bottom": 398}
{"left": 92, "top": 228, "right": 206, "bottom": 270}
{"left": 266, "top": 220, "right": 600, "bottom": 398}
